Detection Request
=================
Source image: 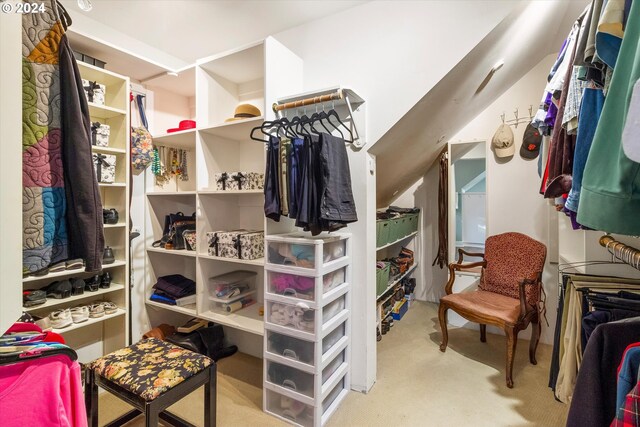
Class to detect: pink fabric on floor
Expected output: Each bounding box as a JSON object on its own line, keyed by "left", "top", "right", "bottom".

{"left": 0, "top": 355, "right": 87, "bottom": 427}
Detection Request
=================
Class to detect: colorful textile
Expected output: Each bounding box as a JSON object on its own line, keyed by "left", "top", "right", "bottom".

{"left": 22, "top": 3, "right": 67, "bottom": 271}
{"left": 611, "top": 382, "right": 640, "bottom": 427}
{"left": 89, "top": 338, "right": 212, "bottom": 401}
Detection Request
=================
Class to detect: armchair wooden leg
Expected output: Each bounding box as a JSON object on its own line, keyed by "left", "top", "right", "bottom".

{"left": 529, "top": 318, "right": 541, "bottom": 365}
{"left": 438, "top": 304, "right": 449, "bottom": 352}
{"left": 480, "top": 324, "right": 487, "bottom": 343}
{"left": 505, "top": 327, "right": 517, "bottom": 388}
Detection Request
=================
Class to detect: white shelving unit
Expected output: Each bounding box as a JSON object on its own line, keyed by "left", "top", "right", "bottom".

{"left": 263, "top": 233, "right": 351, "bottom": 427}
{"left": 22, "top": 61, "right": 130, "bottom": 363}
{"left": 375, "top": 213, "right": 420, "bottom": 338}
{"left": 140, "top": 38, "right": 303, "bottom": 361}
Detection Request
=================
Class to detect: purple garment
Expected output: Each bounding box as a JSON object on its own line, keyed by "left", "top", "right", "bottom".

{"left": 271, "top": 273, "right": 314, "bottom": 293}
{"left": 544, "top": 93, "right": 559, "bottom": 129}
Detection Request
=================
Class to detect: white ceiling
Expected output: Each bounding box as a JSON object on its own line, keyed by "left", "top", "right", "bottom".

{"left": 61, "top": 0, "right": 365, "bottom": 63}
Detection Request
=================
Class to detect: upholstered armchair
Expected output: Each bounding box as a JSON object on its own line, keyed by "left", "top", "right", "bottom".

{"left": 438, "top": 232, "right": 547, "bottom": 388}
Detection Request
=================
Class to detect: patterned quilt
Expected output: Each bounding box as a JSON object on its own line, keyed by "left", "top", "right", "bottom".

{"left": 22, "top": 4, "right": 68, "bottom": 272}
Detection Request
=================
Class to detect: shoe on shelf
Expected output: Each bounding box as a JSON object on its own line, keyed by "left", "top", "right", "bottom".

{"left": 34, "top": 316, "right": 52, "bottom": 331}
{"left": 85, "top": 275, "right": 100, "bottom": 292}
{"left": 48, "top": 261, "right": 66, "bottom": 273}
{"left": 101, "top": 301, "right": 118, "bottom": 315}
{"left": 45, "top": 280, "right": 72, "bottom": 299}
{"left": 71, "top": 278, "right": 85, "bottom": 296}
{"left": 99, "top": 272, "right": 111, "bottom": 289}
{"left": 23, "top": 290, "right": 47, "bottom": 307}
{"left": 102, "top": 246, "right": 115, "bottom": 264}
{"left": 65, "top": 259, "right": 84, "bottom": 270}
{"left": 49, "top": 309, "right": 72, "bottom": 329}
{"left": 70, "top": 306, "right": 89, "bottom": 323}
{"left": 89, "top": 303, "right": 105, "bottom": 318}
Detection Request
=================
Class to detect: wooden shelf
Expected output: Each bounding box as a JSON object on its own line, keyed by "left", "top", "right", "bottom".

{"left": 198, "top": 254, "right": 264, "bottom": 266}
{"left": 153, "top": 129, "right": 197, "bottom": 149}
{"left": 99, "top": 182, "right": 126, "bottom": 188}
{"left": 146, "top": 191, "right": 196, "bottom": 196}
{"left": 92, "top": 146, "right": 126, "bottom": 154}
{"left": 88, "top": 102, "right": 126, "bottom": 120}
{"left": 23, "top": 260, "right": 127, "bottom": 283}
{"left": 104, "top": 223, "right": 126, "bottom": 229}
{"left": 376, "top": 263, "right": 419, "bottom": 301}
{"left": 376, "top": 231, "right": 418, "bottom": 251}
{"left": 77, "top": 61, "right": 128, "bottom": 87}
{"left": 198, "top": 189, "right": 263, "bottom": 195}
{"left": 25, "top": 284, "right": 126, "bottom": 313}
{"left": 199, "top": 116, "right": 263, "bottom": 142}
{"left": 199, "top": 304, "right": 264, "bottom": 336}
{"left": 146, "top": 300, "right": 197, "bottom": 317}
{"left": 53, "top": 308, "right": 126, "bottom": 334}
{"left": 147, "top": 247, "right": 197, "bottom": 257}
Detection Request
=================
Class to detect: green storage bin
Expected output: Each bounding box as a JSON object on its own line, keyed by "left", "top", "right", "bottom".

{"left": 407, "top": 213, "right": 419, "bottom": 234}
{"left": 376, "top": 263, "right": 391, "bottom": 296}
{"left": 376, "top": 219, "right": 391, "bottom": 248}
{"left": 391, "top": 216, "right": 407, "bottom": 241}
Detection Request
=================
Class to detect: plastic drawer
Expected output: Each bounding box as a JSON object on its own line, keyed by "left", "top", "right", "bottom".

{"left": 265, "top": 388, "right": 314, "bottom": 427}
{"left": 265, "top": 325, "right": 347, "bottom": 369}
{"left": 266, "top": 267, "right": 346, "bottom": 304}
{"left": 266, "top": 233, "right": 349, "bottom": 275}
{"left": 322, "top": 374, "right": 347, "bottom": 413}
{"left": 265, "top": 294, "right": 346, "bottom": 335}
{"left": 376, "top": 219, "right": 391, "bottom": 247}
{"left": 266, "top": 361, "right": 315, "bottom": 398}
{"left": 321, "top": 349, "right": 345, "bottom": 384}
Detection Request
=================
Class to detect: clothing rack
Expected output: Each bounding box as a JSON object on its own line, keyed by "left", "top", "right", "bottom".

{"left": 273, "top": 87, "right": 365, "bottom": 148}
{"left": 599, "top": 235, "right": 640, "bottom": 271}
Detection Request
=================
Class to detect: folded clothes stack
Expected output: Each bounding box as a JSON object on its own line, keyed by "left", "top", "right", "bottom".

{"left": 150, "top": 274, "right": 196, "bottom": 306}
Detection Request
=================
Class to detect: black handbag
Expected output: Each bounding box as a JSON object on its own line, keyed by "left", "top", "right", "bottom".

{"left": 152, "top": 211, "right": 195, "bottom": 249}
{"left": 166, "top": 324, "right": 238, "bottom": 362}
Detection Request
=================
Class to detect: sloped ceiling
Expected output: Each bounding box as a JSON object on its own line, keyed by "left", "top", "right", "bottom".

{"left": 371, "top": 0, "right": 589, "bottom": 207}
{"left": 60, "top": 0, "right": 365, "bottom": 63}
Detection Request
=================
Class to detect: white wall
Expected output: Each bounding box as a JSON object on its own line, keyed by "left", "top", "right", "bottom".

{"left": 274, "top": 1, "right": 518, "bottom": 148}
{"left": 394, "top": 54, "right": 561, "bottom": 344}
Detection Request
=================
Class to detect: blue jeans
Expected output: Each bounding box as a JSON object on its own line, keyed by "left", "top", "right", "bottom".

{"left": 565, "top": 88, "right": 605, "bottom": 212}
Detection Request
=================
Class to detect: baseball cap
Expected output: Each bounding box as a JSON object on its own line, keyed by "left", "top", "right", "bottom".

{"left": 491, "top": 124, "right": 515, "bottom": 158}
{"left": 520, "top": 123, "right": 542, "bottom": 159}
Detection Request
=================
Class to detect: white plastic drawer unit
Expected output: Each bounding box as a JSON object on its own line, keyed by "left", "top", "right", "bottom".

{"left": 266, "top": 233, "right": 351, "bottom": 276}
{"left": 265, "top": 323, "right": 348, "bottom": 372}
{"left": 265, "top": 292, "right": 348, "bottom": 338}
{"left": 265, "top": 267, "right": 348, "bottom": 306}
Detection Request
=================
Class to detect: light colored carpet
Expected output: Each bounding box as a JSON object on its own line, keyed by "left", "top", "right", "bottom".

{"left": 99, "top": 302, "right": 568, "bottom": 426}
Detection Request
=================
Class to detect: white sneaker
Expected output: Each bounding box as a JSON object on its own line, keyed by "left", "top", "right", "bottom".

{"left": 89, "top": 303, "right": 105, "bottom": 318}
{"left": 101, "top": 302, "right": 118, "bottom": 315}
{"left": 50, "top": 309, "right": 72, "bottom": 329}
{"left": 70, "top": 306, "right": 89, "bottom": 323}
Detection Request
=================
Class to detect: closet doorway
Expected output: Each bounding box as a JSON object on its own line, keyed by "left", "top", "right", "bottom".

{"left": 448, "top": 141, "right": 487, "bottom": 264}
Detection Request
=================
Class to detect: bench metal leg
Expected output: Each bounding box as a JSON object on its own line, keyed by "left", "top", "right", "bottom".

{"left": 103, "top": 409, "right": 142, "bottom": 427}
{"left": 85, "top": 370, "right": 99, "bottom": 427}
{"left": 204, "top": 365, "right": 217, "bottom": 427}
{"left": 145, "top": 402, "right": 159, "bottom": 427}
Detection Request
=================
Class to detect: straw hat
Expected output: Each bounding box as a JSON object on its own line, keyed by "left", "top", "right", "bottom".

{"left": 225, "top": 104, "right": 261, "bottom": 122}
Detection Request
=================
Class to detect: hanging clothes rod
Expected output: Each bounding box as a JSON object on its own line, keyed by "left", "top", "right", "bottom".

{"left": 272, "top": 89, "right": 344, "bottom": 112}
{"left": 599, "top": 235, "right": 640, "bottom": 271}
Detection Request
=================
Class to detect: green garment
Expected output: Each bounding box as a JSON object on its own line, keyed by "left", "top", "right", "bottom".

{"left": 577, "top": 0, "right": 640, "bottom": 235}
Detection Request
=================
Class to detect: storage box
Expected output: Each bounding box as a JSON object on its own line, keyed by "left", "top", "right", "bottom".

{"left": 376, "top": 219, "right": 391, "bottom": 248}
{"left": 376, "top": 263, "right": 391, "bottom": 296}
{"left": 206, "top": 230, "right": 264, "bottom": 260}
{"left": 82, "top": 79, "right": 106, "bottom": 105}
{"left": 91, "top": 122, "right": 110, "bottom": 147}
{"left": 208, "top": 270, "right": 257, "bottom": 314}
{"left": 92, "top": 153, "right": 116, "bottom": 183}
{"left": 391, "top": 298, "right": 408, "bottom": 320}
{"left": 266, "top": 267, "right": 346, "bottom": 303}
{"left": 214, "top": 171, "right": 265, "bottom": 190}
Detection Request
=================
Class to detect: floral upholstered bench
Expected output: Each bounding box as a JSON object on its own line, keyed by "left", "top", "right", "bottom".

{"left": 85, "top": 338, "right": 216, "bottom": 427}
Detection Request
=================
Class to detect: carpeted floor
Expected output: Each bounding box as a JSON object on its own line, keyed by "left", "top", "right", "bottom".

{"left": 99, "top": 302, "right": 568, "bottom": 426}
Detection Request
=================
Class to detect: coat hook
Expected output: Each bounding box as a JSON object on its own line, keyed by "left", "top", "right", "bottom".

{"left": 528, "top": 104, "right": 534, "bottom": 119}
{"left": 500, "top": 112, "right": 505, "bottom": 124}
{"left": 513, "top": 108, "right": 519, "bottom": 128}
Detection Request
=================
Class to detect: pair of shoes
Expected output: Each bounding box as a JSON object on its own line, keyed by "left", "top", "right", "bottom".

{"left": 23, "top": 290, "right": 47, "bottom": 307}
{"left": 44, "top": 280, "right": 72, "bottom": 299}
{"left": 70, "top": 306, "right": 89, "bottom": 323}
{"left": 71, "top": 278, "right": 85, "bottom": 296}
{"left": 88, "top": 301, "right": 118, "bottom": 318}
{"left": 85, "top": 271, "right": 112, "bottom": 291}
{"left": 48, "top": 258, "right": 85, "bottom": 273}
